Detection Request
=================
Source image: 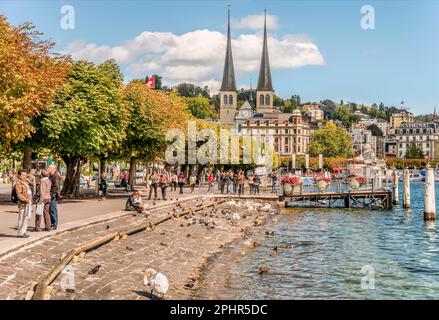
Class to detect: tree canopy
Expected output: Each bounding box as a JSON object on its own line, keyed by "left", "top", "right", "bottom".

{"left": 404, "top": 142, "right": 424, "bottom": 159}
{"left": 0, "top": 15, "right": 70, "bottom": 150}
{"left": 309, "top": 121, "right": 353, "bottom": 157}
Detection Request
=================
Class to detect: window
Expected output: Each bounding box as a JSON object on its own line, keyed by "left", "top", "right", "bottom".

{"left": 285, "top": 137, "right": 289, "bottom": 144}
{"left": 229, "top": 95, "right": 233, "bottom": 105}
{"left": 265, "top": 94, "right": 270, "bottom": 106}
{"left": 260, "top": 94, "right": 264, "bottom": 106}
{"left": 285, "top": 129, "right": 289, "bottom": 134}
{"left": 223, "top": 94, "right": 228, "bottom": 105}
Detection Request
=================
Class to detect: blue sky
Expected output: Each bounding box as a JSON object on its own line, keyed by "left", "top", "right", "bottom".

{"left": 1, "top": 0, "right": 438, "bottom": 115}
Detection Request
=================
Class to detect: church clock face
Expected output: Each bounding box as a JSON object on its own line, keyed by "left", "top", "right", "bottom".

{"left": 241, "top": 109, "right": 251, "bottom": 118}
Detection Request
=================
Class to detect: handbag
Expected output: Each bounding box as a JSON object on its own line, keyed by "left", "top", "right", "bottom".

{"left": 35, "top": 203, "right": 44, "bottom": 216}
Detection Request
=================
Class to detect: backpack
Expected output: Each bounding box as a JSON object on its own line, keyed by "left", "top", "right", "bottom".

{"left": 11, "top": 185, "right": 18, "bottom": 204}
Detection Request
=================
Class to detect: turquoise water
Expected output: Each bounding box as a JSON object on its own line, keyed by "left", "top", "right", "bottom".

{"left": 196, "top": 182, "right": 439, "bottom": 299}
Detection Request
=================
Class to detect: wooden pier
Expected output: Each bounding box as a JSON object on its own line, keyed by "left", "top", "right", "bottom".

{"left": 280, "top": 188, "right": 393, "bottom": 209}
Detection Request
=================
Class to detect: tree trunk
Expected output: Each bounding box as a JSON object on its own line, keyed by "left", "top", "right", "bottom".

{"left": 128, "top": 157, "right": 137, "bottom": 188}
{"left": 22, "top": 147, "right": 33, "bottom": 171}
{"left": 99, "top": 156, "right": 106, "bottom": 174}
{"left": 61, "top": 156, "right": 84, "bottom": 198}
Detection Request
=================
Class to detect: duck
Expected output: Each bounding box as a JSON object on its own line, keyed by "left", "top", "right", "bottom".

{"left": 265, "top": 231, "right": 274, "bottom": 238}
{"left": 258, "top": 266, "right": 270, "bottom": 275}
{"left": 144, "top": 268, "right": 169, "bottom": 299}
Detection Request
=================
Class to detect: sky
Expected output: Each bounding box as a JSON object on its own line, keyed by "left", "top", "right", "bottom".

{"left": 1, "top": 0, "right": 438, "bottom": 115}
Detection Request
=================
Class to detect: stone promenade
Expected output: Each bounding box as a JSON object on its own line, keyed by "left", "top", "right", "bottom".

{"left": 0, "top": 194, "right": 279, "bottom": 300}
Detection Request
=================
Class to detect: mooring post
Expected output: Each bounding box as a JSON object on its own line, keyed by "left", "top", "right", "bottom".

{"left": 403, "top": 168, "right": 411, "bottom": 209}
{"left": 424, "top": 165, "right": 436, "bottom": 220}
{"left": 392, "top": 169, "right": 399, "bottom": 205}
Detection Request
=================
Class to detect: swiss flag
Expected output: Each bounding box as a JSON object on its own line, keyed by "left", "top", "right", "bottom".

{"left": 146, "top": 75, "right": 155, "bottom": 89}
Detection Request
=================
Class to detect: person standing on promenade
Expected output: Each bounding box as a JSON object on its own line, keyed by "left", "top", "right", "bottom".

{"left": 98, "top": 171, "right": 108, "bottom": 200}
{"left": 14, "top": 169, "right": 32, "bottom": 238}
{"left": 238, "top": 171, "right": 245, "bottom": 196}
{"left": 147, "top": 171, "right": 159, "bottom": 200}
{"left": 48, "top": 164, "right": 61, "bottom": 230}
{"left": 270, "top": 170, "right": 277, "bottom": 194}
{"left": 253, "top": 175, "right": 261, "bottom": 195}
{"left": 233, "top": 171, "right": 238, "bottom": 194}
{"left": 226, "top": 171, "right": 232, "bottom": 194}
{"left": 220, "top": 170, "right": 226, "bottom": 194}
{"left": 189, "top": 173, "right": 196, "bottom": 193}
{"left": 207, "top": 171, "right": 215, "bottom": 194}
{"left": 248, "top": 174, "right": 254, "bottom": 195}
{"left": 159, "top": 172, "right": 169, "bottom": 200}
{"left": 178, "top": 172, "right": 185, "bottom": 194}
{"left": 171, "top": 172, "right": 177, "bottom": 192}
{"left": 35, "top": 170, "right": 52, "bottom": 232}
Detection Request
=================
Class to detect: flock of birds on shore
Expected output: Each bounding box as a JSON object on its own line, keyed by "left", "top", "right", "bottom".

{"left": 80, "top": 198, "right": 285, "bottom": 299}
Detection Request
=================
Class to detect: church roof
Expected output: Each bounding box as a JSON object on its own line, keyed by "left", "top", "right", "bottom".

{"left": 256, "top": 10, "right": 273, "bottom": 92}
{"left": 220, "top": 9, "right": 237, "bottom": 91}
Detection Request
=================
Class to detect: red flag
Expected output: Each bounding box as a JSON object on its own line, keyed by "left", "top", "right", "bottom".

{"left": 146, "top": 75, "right": 155, "bottom": 88}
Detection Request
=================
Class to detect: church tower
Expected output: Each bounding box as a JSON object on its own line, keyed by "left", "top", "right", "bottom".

{"left": 256, "top": 10, "right": 274, "bottom": 114}
{"left": 219, "top": 8, "right": 237, "bottom": 129}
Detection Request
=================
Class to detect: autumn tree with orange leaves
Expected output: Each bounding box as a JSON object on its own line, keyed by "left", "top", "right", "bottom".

{"left": 0, "top": 15, "right": 70, "bottom": 169}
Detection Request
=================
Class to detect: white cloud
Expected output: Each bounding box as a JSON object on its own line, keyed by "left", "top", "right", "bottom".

{"left": 231, "top": 14, "right": 279, "bottom": 30}
{"left": 64, "top": 17, "right": 324, "bottom": 93}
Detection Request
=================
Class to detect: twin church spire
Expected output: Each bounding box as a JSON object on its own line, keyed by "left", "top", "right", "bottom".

{"left": 220, "top": 9, "right": 273, "bottom": 107}
{"left": 219, "top": 8, "right": 274, "bottom": 128}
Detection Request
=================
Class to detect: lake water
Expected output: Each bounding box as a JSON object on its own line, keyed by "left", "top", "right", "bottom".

{"left": 193, "top": 182, "right": 439, "bottom": 299}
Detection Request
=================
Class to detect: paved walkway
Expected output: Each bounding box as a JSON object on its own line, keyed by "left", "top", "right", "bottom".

{"left": 0, "top": 185, "right": 218, "bottom": 256}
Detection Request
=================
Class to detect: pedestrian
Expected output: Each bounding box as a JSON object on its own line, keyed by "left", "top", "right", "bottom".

{"left": 207, "top": 172, "right": 215, "bottom": 194}
{"left": 189, "top": 174, "right": 196, "bottom": 193}
{"left": 171, "top": 172, "right": 177, "bottom": 192}
{"left": 238, "top": 171, "right": 245, "bottom": 196}
{"left": 48, "top": 164, "right": 61, "bottom": 230}
{"left": 270, "top": 170, "right": 277, "bottom": 194}
{"left": 248, "top": 174, "right": 254, "bottom": 195}
{"left": 253, "top": 175, "right": 261, "bottom": 195}
{"left": 35, "top": 170, "right": 52, "bottom": 232}
{"left": 220, "top": 171, "right": 226, "bottom": 194}
{"left": 159, "top": 172, "right": 169, "bottom": 200}
{"left": 98, "top": 171, "right": 108, "bottom": 200}
{"left": 178, "top": 172, "right": 185, "bottom": 194}
{"left": 226, "top": 171, "right": 231, "bottom": 194}
{"left": 147, "top": 171, "right": 159, "bottom": 200}
{"left": 233, "top": 171, "right": 238, "bottom": 194}
{"left": 14, "top": 169, "right": 32, "bottom": 238}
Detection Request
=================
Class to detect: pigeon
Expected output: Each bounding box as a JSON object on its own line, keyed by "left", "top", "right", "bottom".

{"left": 88, "top": 265, "right": 101, "bottom": 275}
{"left": 265, "top": 231, "right": 274, "bottom": 237}
{"left": 126, "top": 246, "right": 134, "bottom": 251}
{"left": 65, "top": 288, "right": 75, "bottom": 294}
{"left": 144, "top": 268, "right": 169, "bottom": 299}
{"left": 106, "top": 225, "right": 110, "bottom": 230}
{"left": 160, "top": 242, "right": 168, "bottom": 247}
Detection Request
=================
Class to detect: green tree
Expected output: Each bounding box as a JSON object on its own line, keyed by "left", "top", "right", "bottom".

{"left": 404, "top": 142, "right": 424, "bottom": 159}
{"left": 185, "top": 95, "right": 212, "bottom": 119}
{"left": 309, "top": 121, "right": 352, "bottom": 157}
{"left": 42, "top": 60, "right": 126, "bottom": 197}
{"left": 175, "top": 83, "right": 209, "bottom": 98}
{"left": 367, "top": 124, "right": 384, "bottom": 136}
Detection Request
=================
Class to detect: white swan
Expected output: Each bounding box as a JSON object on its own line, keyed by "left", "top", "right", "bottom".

{"left": 144, "top": 268, "right": 169, "bottom": 299}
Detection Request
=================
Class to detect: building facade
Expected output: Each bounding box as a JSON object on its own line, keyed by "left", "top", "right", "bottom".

{"left": 390, "top": 111, "right": 414, "bottom": 129}
{"left": 395, "top": 122, "right": 439, "bottom": 159}
{"left": 240, "top": 110, "right": 311, "bottom": 155}
{"left": 302, "top": 104, "right": 324, "bottom": 123}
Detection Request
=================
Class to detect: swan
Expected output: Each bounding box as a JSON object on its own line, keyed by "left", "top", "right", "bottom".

{"left": 144, "top": 268, "right": 169, "bottom": 299}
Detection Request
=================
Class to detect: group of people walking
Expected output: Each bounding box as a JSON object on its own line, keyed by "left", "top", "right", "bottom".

{"left": 13, "top": 164, "right": 61, "bottom": 238}
{"left": 215, "top": 170, "right": 264, "bottom": 195}
{"left": 145, "top": 170, "right": 198, "bottom": 200}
